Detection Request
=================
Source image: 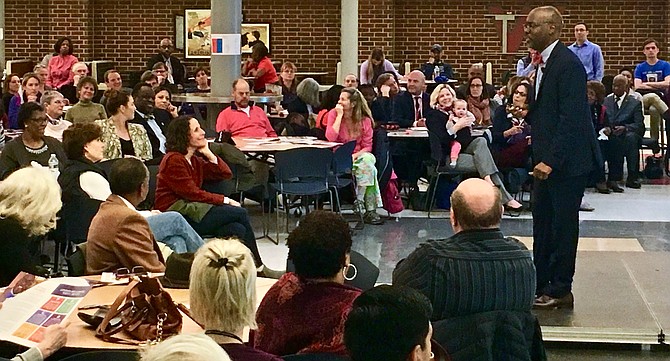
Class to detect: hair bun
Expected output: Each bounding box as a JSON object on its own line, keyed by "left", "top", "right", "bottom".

{"left": 209, "top": 257, "right": 228, "bottom": 269}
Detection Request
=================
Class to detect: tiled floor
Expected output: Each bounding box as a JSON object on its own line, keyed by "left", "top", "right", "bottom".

{"left": 250, "top": 182, "right": 670, "bottom": 360}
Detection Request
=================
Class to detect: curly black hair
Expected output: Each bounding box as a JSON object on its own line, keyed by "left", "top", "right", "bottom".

{"left": 165, "top": 115, "right": 194, "bottom": 155}
{"left": 54, "top": 37, "right": 73, "bottom": 55}
{"left": 287, "top": 210, "right": 352, "bottom": 279}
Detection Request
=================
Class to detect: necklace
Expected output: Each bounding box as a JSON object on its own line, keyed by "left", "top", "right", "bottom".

{"left": 24, "top": 142, "right": 48, "bottom": 155}
{"left": 205, "top": 329, "right": 244, "bottom": 344}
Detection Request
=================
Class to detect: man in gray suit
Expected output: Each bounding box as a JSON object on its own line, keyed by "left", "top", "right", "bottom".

{"left": 602, "top": 75, "right": 645, "bottom": 189}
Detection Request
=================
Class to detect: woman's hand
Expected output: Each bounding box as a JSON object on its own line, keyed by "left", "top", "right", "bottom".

{"left": 167, "top": 104, "right": 178, "bottom": 118}
{"left": 26, "top": 94, "right": 38, "bottom": 102}
{"left": 335, "top": 104, "right": 344, "bottom": 117}
{"left": 37, "top": 321, "right": 69, "bottom": 359}
{"left": 380, "top": 84, "right": 391, "bottom": 97}
{"left": 197, "top": 144, "right": 218, "bottom": 163}
{"left": 504, "top": 126, "right": 524, "bottom": 138}
{"left": 452, "top": 116, "right": 472, "bottom": 132}
{"left": 223, "top": 197, "right": 241, "bottom": 207}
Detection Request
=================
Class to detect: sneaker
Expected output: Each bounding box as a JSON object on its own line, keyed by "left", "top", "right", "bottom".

{"left": 449, "top": 160, "right": 458, "bottom": 167}
{"left": 363, "top": 211, "right": 384, "bottom": 225}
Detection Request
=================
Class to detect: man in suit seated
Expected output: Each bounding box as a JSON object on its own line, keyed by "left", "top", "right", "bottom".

{"left": 86, "top": 158, "right": 166, "bottom": 274}
{"left": 393, "top": 70, "right": 430, "bottom": 128}
{"left": 146, "top": 38, "right": 185, "bottom": 87}
{"left": 602, "top": 75, "right": 645, "bottom": 189}
{"left": 131, "top": 82, "right": 167, "bottom": 161}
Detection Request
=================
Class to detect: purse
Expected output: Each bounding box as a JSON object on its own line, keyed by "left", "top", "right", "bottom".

{"left": 96, "top": 276, "right": 188, "bottom": 344}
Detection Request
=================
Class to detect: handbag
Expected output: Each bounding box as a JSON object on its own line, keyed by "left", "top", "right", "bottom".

{"left": 643, "top": 156, "right": 663, "bottom": 179}
{"left": 96, "top": 276, "right": 188, "bottom": 344}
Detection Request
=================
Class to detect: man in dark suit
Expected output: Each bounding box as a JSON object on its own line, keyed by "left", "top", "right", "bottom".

{"left": 602, "top": 75, "right": 645, "bottom": 189}
{"left": 146, "top": 38, "right": 185, "bottom": 86}
{"left": 393, "top": 70, "right": 431, "bottom": 128}
{"left": 130, "top": 83, "right": 166, "bottom": 161}
{"left": 525, "top": 6, "right": 596, "bottom": 309}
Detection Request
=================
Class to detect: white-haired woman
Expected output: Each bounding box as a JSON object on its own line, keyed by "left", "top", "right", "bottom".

{"left": 141, "top": 334, "right": 231, "bottom": 361}
{"left": 0, "top": 167, "right": 62, "bottom": 285}
{"left": 189, "top": 239, "right": 283, "bottom": 361}
{"left": 286, "top": 77, "right": 321, "bottom": 119}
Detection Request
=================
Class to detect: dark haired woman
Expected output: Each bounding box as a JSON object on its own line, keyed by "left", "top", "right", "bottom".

{"left": 47, "top": 37, "right": 79, "bottom": 90}
{"left": 491, "top": 82, "right": 533, "bottom": 169}
{"left": 2, "top": 73, "right": 20, "bottom": 115}
{"left": 8, "top": 73, "right": 43, "bottom": 129}
{"left": 465, "top": 76, "right": 495, "bottom": 128}
{"left": 155, "top": 116, "right": 282, "bottom": 278}
{"left": 242, "top": 44, "right": 278, "bottom": 93}
{"left": 96, "top": 90, "right": 152, "bottom": 161}
{"left": 254, "top": 210, "right": 361, "bottom": 356}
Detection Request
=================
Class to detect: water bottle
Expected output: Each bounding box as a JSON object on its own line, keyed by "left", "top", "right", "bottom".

{"left": 433, "top": 65, "right": 440, "bottom": 80}
{"left": 48, "top": 154, "right": 59, "bottom": 178}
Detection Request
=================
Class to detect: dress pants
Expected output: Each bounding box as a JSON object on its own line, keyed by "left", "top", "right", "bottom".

{"left": 532, "top": 174, "right": 588, "bottom": 298}
{"left": 606, "top": 132, "right": 641, "bottom": 181}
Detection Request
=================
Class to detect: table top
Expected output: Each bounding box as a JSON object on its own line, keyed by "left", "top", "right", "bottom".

{"left": 66, "top": 277, "right": 276, "bottom": 349}
{"left": 399, "top": 79, "right": 458, "bottom": 85}
{"left": 387, "top": 128, "right": 429, "bottom": 138}
{"left": 295, "top": 72, "right": 329, "bottom": 76}
{"left": 234, "top": 137, "right": 340, "bottom": 152}
{"left": 172, "top": 93, "right": 283, "bottom": 104}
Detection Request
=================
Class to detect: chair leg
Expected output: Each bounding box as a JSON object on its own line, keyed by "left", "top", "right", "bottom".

{"left": 427, "top": 173, "right": 442, "bottom": 219}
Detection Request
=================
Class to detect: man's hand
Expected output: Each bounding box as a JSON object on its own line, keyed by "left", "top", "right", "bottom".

{"left": 428, "top": 56, "right": 435, "bottom": 65}
{"left": 603, "top": 127, "right": 612, "bottom": 136}
{"left": 533, "top": 162, "right": 552, "bottom": 180}
{"left": 380, "top": 84, "right": 391, "bottom": 97}
{"left": 613, "top": 125, "right": 626, "bottom": 136}
{"left": 37, "top": 321, "right": 69, "bottom": 359}
{"left": 415, "top": 118, "right": 426, "bottom": 127}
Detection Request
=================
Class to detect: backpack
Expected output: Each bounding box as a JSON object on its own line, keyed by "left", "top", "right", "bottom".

{"left": 643, "top": 156, "right": 664, "bottom": 179}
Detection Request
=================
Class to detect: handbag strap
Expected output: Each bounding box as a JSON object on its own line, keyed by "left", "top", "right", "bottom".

{"left": 96, "top": 279, "right": 144, "bottom": 344}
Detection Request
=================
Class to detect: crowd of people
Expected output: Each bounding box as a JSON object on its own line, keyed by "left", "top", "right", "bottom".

{"left": 0, "top": 4, "right": 669, "bottom": 360}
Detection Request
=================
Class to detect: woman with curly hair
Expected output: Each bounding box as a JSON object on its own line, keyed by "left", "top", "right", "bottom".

{"left": 0, "top": 167, "right": 62, "bottom": 285}
{"left": 47, "top": 36, "right": 79, "bottom": 89}
{"left": 242, "top": 44, "right": 278, "bottom": 93}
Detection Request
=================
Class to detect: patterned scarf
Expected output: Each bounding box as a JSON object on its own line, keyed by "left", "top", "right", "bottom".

{"left": 467, "top": 96, "right": 491, "bottom": 127}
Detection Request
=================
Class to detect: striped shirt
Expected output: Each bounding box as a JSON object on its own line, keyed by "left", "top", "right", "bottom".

{"left": 392, "top": 229, "right": 536, "bottom": 321}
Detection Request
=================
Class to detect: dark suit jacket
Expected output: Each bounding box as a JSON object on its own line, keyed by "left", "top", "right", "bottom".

{"left": 526, "top": 41, "right": 596, "bottom": 178}
{"left": 371, "top": 95, "right": 395, "bottom": 124}
{"left": 392, "top": 91, "right": 431, "bottom": 128}
{"left": 147, "top": 53, "right": 185, "bottom": 85}
{"left": 86, "top": 195, "right": 165, "bottom": 274}
{"left": 602, "top": 94, "right": 644, "bottom": 137}
{"left": 130, "top": 110, "right": 166, "bottom": 160}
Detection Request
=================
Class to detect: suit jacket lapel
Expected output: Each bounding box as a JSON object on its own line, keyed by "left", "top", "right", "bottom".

{"left": 536, "top": 43, "right": 562, "bottom": 100}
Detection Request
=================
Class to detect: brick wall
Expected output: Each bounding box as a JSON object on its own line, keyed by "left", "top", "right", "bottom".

{"left": 4, "top": 0, "right": 669, "bottom": 86}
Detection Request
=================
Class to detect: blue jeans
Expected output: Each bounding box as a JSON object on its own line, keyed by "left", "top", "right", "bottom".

{"left": 147, "top": 211, "right": 205, "bottom": 253}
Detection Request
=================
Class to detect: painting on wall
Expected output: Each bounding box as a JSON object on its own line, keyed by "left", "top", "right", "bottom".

{"left": 184, "top": 9, "right": 271, "bottom": 58}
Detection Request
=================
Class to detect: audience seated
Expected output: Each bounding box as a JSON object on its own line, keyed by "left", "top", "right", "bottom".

{"left": 393, "top": 178, "right": 542, "bottom": 360}
{"left": 369, "top": 72, "right": 400, "bottom": 125}
{"left": 587, "top": 80, "right": 616, "bottom": 194}
{"left": 86, "top": 158, "right": 166, "bottom": 274}
{"left": 131, "top": 83, "right": 168, "bottom": 160}
{"left": 33, "top": 64, "right": 52, "bottom": 92}
{"left": 278, "top": 61, "right": 298, "bottom": 109}
{"left": 343, "top": 73, "right": 359, "bottom": 88}
{"left": 141, "top": 70, "right": 160, "bottom": 89}
{"left": 463, "top": 76, "right": 496, "bottom": 128}
{"left": 425, "top": 84, "right": 522, "bottom": 211}
{"left": 146, "top": 38, "right": 185, "bottom": 86}
{"left": 64, "top": 76, "right": 107, "bottom": 124}
{"left": 42, "top": 91, "right": 71, "bottom": 141}
{"left": 242, "top": 44, "right": 278, "bottom": 93}
{"left": 155, "top": 116, "right": 281, "bottom": 278}
{"left": 254, "top": 211, "right": 361, "bottom": 356}
{"left": 97, "top": 89, "right": 153, "bottom": 161}
{"left": 517, "top": 48, "right": 541, "bottom": 78}
{"left": 491, "top": 82, "right": 532, "bottom": 169}
{"left": 0, "top": 167, "right": 61, "bottom": 285}
{"left": 286, "top": 77, "right": 321, "bottom": 120}
{"left": 99, "top": 69, "right": 130, "bottom": 107}
{"left": 0, "top": 102, "right": 66, "bottom": 180}
{"left": 181, "top": 66, "right": 211, "bottom": 120}
{"left": 60, "top": 123, "right": 204, "bottom": 253}
{"left": 216, "top": 79, "right": 277, "bottom": 138}
{"left": 619, "top": 67, "right": 643, "bottom": 102}
{"left": 360, "top": 48, "right": 401, "bottom": 85}
{"left": 2, "top": 73, "right": 20, "bottom": 115}
{"left": 141, "top": 334, "right": 231, "bottom": 361}
{"left": 154, "top": 85, "right": 179, "bottom": 123}
{"left": 8, "top": 73, "right": 42, "bottom": 129}
{"left": 315, "top": 85, "right": 344, "bottom": 131}
{"left": 393, "top": 70, "right": 430, "bottom": 128}
{"left": 603, "top": 75, "right": 646, "bottom": 189}
{"left": 420, "top": 43, "right": 454, "bottom": 80}
{"left": 325, "top": 88, "right": 383, "bottom": 225}
{"left": 344, "top": 285, "right": 434, "bottom": 361}
{"left": 455, "top": 63, "right": 497, "bottom": 100}
{"left": 189, "top": 239, "right": 282, "bottom": 361}
{"left": 46, "top": 37, "right": 78, "bottom": 90}
{"left": 0, "top": 302, "right": 68, "bottom": 361}
{"left": 633, "top": 38, "right": 670, "bottom": 143}
{"left": 60, "top": 62, "right": 90, "bottom": 105}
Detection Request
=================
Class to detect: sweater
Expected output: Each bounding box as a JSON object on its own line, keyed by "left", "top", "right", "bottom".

{"left": 0, "top": 136, "right": 67, "bottom": 180}
{"left": 64, "top": 100, "right": 107, "bottom": 124}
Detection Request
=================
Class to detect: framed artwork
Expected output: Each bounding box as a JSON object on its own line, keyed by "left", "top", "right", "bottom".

{"left": 184, "top": 9, "right": 271, "bottom": 58}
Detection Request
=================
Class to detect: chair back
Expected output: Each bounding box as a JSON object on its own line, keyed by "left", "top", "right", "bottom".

{"left": 286, "top": 250, "right": 379, "bottom": 291}
{"left": 274, "top": 148, "right": 333, "bottom": 182}
{"left": 58, "top": 350, "right": 139, "bottom": 361}
{"left": 332, "top": 140, "right": 356, "bottom": 176}
{"left": 283, "top": 354, "right": 349, "bottom": 361}
{"left": 66, "top": 243, "right": 87, "bottom": 277}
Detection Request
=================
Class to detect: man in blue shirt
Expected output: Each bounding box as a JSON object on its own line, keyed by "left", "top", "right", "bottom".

{"left": 568, "top": 22, "right": 604, "bottom": 81}
{"left": 634, "top": 38, "right": 670, "bottom": 143}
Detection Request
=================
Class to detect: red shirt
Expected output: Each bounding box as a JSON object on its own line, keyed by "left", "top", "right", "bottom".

{"left": 154, "top": 152, "right": 232, "bottom": 211}
{"left": 252, "top": 57, "right": 279, "bottom": 92}
{"left": 216, "top": 103, "right": 277, "bottom": 138}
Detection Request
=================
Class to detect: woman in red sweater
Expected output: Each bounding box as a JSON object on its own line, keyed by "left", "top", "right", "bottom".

{"left": 242, "top": 43, "right": 278, "bottom": 93}
{"left": 155, "top": 115, "right": 282, "bottom": 278}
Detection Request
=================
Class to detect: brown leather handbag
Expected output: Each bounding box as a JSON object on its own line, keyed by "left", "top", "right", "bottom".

{"left": 96, "top": 276, "right": 187, "bottom": 344}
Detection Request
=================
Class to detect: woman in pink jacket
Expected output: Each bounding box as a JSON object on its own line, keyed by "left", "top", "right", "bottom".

{"left": 47, "top": 37, "right": 79, "bottom": 89}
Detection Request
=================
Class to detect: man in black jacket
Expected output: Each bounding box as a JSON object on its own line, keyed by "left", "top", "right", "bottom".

{"left": 146, "top": 38, "right": 185, "bottom": 86}
{"left": 130, "top": 83, "right": 166, "bottom": 161}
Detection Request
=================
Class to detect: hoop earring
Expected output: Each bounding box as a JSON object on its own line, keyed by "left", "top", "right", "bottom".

{"left": 343, "top": 263, "right": 358, "bottom": 281}
{"left": 430, "top": 352, "right": 435, "bottom": 360}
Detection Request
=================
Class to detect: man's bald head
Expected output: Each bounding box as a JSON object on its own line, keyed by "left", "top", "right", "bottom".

{"left": 407, "top": 70, "right": 426, "bottom": 95}
{"left": 450, "top": 178, "right": 503, "bottom": 231}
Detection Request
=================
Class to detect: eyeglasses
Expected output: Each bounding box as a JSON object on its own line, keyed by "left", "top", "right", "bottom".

{"left": 470, "top": 84, "right": 483, "bottom": 88}
{"left": 29, "top": 117, "right": 48, "bottom": 123}
{"left": 523, "top": 21, "right": 550, "bottom": 30}
{"left": 160, "top": 45, "right": 172, "bottom": 50}
{"left": 114, "top": 266, "right": 147, "bottom": 280}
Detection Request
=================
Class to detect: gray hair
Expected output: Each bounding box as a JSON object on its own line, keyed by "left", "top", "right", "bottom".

{"left": 42, "top": 90, "right": 64, "bottom": 106}
{"left": 140, "top": 334, "right": 231, "bottom": 361}
{"left": 297, "top": 78, "right": 321, "bottom": 108}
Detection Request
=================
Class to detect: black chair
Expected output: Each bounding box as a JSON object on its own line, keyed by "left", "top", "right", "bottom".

{"left": 426, "top": 129, "right": 467, "bottom": 218}
{"left": 271, "top": 148, "right": 334, "bottom": 238}
{"left": 286, "top": 250, "right": 379, "bottom": 291}
{"left": 329, "top": 141, "right": 359, "bottom": 213}
{"left": 58, "top": 350, "right": 139, "bottom": 361}
{"left": 66, "top": 243, "right": 87, "bottom": 277}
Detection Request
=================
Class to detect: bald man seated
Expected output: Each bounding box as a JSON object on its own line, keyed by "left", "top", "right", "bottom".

{"left": 393, "top": 178, "right": 536, "bottom": 320}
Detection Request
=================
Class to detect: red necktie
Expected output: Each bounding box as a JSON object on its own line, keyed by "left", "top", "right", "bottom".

{"left": 414, "top": 96, "right": 422, "bottom": 121}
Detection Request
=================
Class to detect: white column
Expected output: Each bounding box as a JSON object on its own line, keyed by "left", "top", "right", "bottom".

{"left": 340, "top": 0, "right": 358, "bottom": 85}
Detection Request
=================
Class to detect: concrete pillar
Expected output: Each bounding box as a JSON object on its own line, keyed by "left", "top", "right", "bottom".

{"left": 206, "top": 0, "right": 242, "bottom": 130}
{"left": 340, "top": 0, "right": 358, "bottom": 85}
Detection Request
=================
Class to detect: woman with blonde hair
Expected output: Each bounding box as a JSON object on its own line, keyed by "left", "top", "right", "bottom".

{"left": 325, "top": 87, "right": 383, "bottom": 224}
{"left": 0, "top": 167, "right": 62, "bottom": 285}
{"left": 141, "top": 334, "right": 231, "bottom": 361}
{"left": 359, "top": 48, "right": 401, "bottom": 85}
{"left": 189, "top": 239, "right": 282, "bottom": 361}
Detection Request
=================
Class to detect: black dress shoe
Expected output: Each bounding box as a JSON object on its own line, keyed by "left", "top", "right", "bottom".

{"left": 607, "top": 181, "right": 624, "bottom": 193}
{"left": 595, "top": 182, "right": 611, "bottom": 194}
{"left": 533, "top": 292, "right": 574, "bottom": 310}
{"left": 625, "top": 179, "right": 641, "bottom": 189}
